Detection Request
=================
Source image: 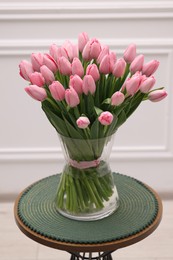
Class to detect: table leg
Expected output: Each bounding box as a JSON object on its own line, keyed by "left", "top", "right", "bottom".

{"left": 69, "top": 251, "right": 113, "bottom": 259}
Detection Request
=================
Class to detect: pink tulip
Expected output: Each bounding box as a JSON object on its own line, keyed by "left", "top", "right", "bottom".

{"left": 123, "top": 43, "right": 136, "bottom": 63}
{"left": 82, "top": 75, "right": 96, "bottom": 95}
{"left": 76, "top": 116, "right": 90, "bottom": 129}
{"left": 49, "top": 81, "right": 65, "bottom": 101}
{"left": 78, "top": 32, "right": 89, "bottom": 52}
{"left": 148, "top": 89, "right": 167, "bottom": 102}
{"left": 125, "top": 73, "right": 142, "bottom": 96}
{"left": 29, "top": 72, "right": 45, "bottom": 87}
{"left": 69, "top": 75, "right": 83, "bottom": 94}
{"left": 71, "top": 58, "right": 84, "bottom": 77}
{"left": 19, "top": 60, "right": 34, "bottom": 81}
{"left": 142, "top": 60, "right": 159, "bottom": 76}
{"left": 99, "top": 53, "right": 116, "bottom": 74}
{"left": 49, "top": 44, "right": 59, "bottom": 61}
{"left": 43, "top": 54, "right": 58, "bottom": 73}
{"left": 62, "top": 40, "right": 78, "bottom": 61}
{"left": 31, "top": 53, "right": 44, "bottom": 72}
{"left": 82, "top": 38, "right": 101, "bottom": 61}
{"left": 40, "top": 65, "right": 55, "bottom": 85}
{"left": 130, "top": 54, "right": 144, "bottom": 73}
{"left": 86, "top": 64, "right": 100, "bottom": 81}
{"left": 65, "top": 87, "right": 80, "bottom": 107}
{"left": 112, "top": 58, "right": 126, "bottom": 78}
{"left": 49, "top": 44, "right": 67, "bottom": 62}
{"left": 58, "top": 57, "right": 72, "bottom": 76}
{"left": 97, "top": 45, "right": 109, "bottom": 64}
{"left": 139, "top": 75, "right": 156, "bottom": 93}
{"left": 25, "top": 85, "right": 47, "bottom": 101}
{"left": 111, "top": 91, "right": 125, "bottom": 106}
{"left": 98, "top": 111, "right": 113, "bottom": 126}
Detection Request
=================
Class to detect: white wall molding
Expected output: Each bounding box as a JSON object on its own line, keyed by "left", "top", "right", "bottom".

{"left": 1, "top": 1, "right": 173, "bottom": 20}
{"left": 0, "top": 145, "right": 173, "bottom": 162}
{"left": 1, "top": 38, "right": 173, "bottom": 55}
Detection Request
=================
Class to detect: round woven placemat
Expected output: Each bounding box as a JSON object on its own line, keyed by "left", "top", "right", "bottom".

{"left": 17, "top": 173, "right": 158, "bottom": 244}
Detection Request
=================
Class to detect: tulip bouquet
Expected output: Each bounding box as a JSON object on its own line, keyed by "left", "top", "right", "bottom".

{"left": 19, "top": 32, "right": 167, "bottom": 218}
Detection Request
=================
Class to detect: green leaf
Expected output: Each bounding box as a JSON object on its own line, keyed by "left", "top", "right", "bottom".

{"left": 112, "top": 100, "right": 130, "bottom": 116}
{"left": 126, "top": 93, "right": 145, "bottom": 118}
{"left": 64, "top": 112, "right": 85, "bottom": 135}
{"left": 94, "top": 81, "right": 100, "bottom": 107}
{"left": 91, "top": 118, "right": 99, "bottom": 139}
{"left": 116, "top": 110, "right": 127, "bottom": 129}
{"left": 98, "top": 74, "right": 106, "bottom": 103}
{"left": 94, "top": 106, "right": 103, "bottom": 116}
{"left": 62, "top": 116, "right": 84, "bottom": 139}
{"left": 102, "top": 98, "right": 111, "bottom": 105}
{"left": 42, "top": 99, "right": 61, "bottom": 116}
{"left": 105, "top": 74, "right": 114, "bottom": 98}
{"left": 42, "top": 103, "right": 69, "bottom": 136}
{"left": 85, "top": 93, "right": 96, "bottom": 122}
{"left": 90, "top": 118, "right": 102, "bottom": 139}
{"left": 105, "top": 115, "right": 118, "bottom": 136}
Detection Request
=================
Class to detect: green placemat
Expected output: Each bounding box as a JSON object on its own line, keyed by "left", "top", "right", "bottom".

{"left": 17, "top": 173, "right": 158, "bottom": 244}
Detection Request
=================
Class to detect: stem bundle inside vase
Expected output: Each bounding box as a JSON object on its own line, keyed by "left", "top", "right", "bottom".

{"left": 56, "top": 161, "right": 114, "bottom": 214}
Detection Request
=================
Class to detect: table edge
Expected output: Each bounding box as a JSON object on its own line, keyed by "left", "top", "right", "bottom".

{"left": 14, "top": 179, "right": 163, "bottom": 253}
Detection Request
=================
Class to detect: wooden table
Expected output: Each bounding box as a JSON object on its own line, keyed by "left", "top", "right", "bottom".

{"left": 14, "top": 173, "right": 162, "bottom": 260}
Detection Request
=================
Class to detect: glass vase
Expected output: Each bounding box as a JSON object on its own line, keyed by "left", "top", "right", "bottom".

{"left": 55, "top": 134, "right": 119, "bottom": 221}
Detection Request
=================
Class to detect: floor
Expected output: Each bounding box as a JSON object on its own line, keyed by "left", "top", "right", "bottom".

{"left": 0, "top": 201, "right": 172, "bottom": 260}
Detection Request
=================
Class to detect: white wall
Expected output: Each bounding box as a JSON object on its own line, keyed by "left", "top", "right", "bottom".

{"left": 0, "top": 0, "right": 173, "bottom": 198}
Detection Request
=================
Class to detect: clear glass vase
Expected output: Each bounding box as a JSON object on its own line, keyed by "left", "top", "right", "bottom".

{"left": 55, "top": 134, "right": 119, "bottom": 221}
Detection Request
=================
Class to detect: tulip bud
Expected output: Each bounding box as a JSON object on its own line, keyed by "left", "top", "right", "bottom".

{"left": 58, "top": 57, "right": 71, "bottom": 76}
{"left": 78, "top": 32, "right": 89, "bottom": 52}
{"left": 25, "top": 85, "right": 47, "bottom": 101}
{"left": 76, "top": 116, "right": 90, "bottom": 129}
{"left": 58, "top": 57, "right": 72, "bottom": 76}
{"left": 97, "top": 45, "right": 109, "bottom": 64}
{"left": 148, "top": 89, "right": 167, "bottom": 102}
{"left": 99, "top": 53, "right": 116, "bottom": 74}
{"left": 31, "top": 53, "right": 44, "bottom": 72}
{"left": 112, "top": 58, "right": 126, "bottom": 78}
{"left": 82, "top": 75, "right": 96, "bottom": 95}
{"left": 139, "top": 75, "right": 156, "bottom": 93}
{"left": 71, "top": 58, "right": 84, "bottom": 77}
{"left": 62, "top": 40, "right": 78, "bottom": 61}
{"left": 56, "top": 47, "right": 68, "bottom": 61}
{"left": 49, "top": 44, "right": 59, "bottom": 61}
{"left": 43, "top": 54, "right": 58, "bottom": 73}
{"left": 125, "top": 73, "right": 141, "bottom": 96}
{"left": 40, "top": 65, "right": 55, "bottom": 85}
{"left": 82, "top": 38, "right": 101, "bottom": 61}
{"left": 86, "top": 64, "right": 100, "bottom": 81}
{"left": 29, "top": 72, "right": 45, "bottom": 87}
{"left": 65, "top": 87, "right": 80, "bottom": 107}
{"left": 69, "top": 75, "right": 83, "bottom": 94}
{"left": 123, "top": 43, "right": 136, "bottom": 63}
{"left": 49, "top": 81, "right": 65, "bottom": 101}
{"left": 111, "top": 91, "right": 125, "bottom": 106}
{"left": 142, "top": 60, "right": 159, "bottom": 76}
{"left": 130, "top": 54, "right": 144, "bottom": 73}
{"left": 98, "top": 111, "right": 113, "bottom": 126}
{"left": 19, "top": 60, "right": 34, "bottom": 81}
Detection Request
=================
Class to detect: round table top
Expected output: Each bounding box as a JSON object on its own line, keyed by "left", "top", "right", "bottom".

{"left": 14, "top": 173, "right": 162, "bottom": 253}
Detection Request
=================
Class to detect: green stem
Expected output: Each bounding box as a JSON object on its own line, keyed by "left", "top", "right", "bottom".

{"left": 46, "top": 97, "right": 60, "bottom": 111}
{"left": 83, "top": 174, "right": 102, "bottom": 208}
{"left": 120, "top": 63, "right": 130, "bottom": 85}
